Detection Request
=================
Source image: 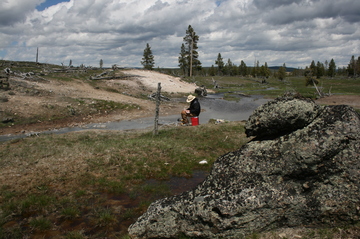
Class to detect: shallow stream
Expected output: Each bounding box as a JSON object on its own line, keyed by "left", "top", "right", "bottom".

{"left": 0, "top": 94, "right": 268, "bottom": 142}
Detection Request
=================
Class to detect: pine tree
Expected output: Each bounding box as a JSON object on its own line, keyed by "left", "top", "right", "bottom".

{"left": 251, "top": 60, "right": 260, "bottom": 77}
{"left": 224, "top": 58, "right": 238, "bottom": 76}
{"left": 347, "top": 55, "right": 359, "bottom": 77}
{"left": 231, "top": 62, "right": 238, "bottom": 76}
{"left": 215, "top": 53, "right": 224, "bottom": 75}
{"left": 182, "top": 25, "right": 201, "bottom": 76}
{"left": 277, "top": 64, "right": 286, "bottom": 80}
{"left": 209, "top": 65, "right": 216, "bottom": 76}
{"left": 316, "top": 61, "right": 324, "bottom": 79}
{"left": 265, "top": 62, "right": 271, "bottom": 78}
{"left": 239, "top": 60, "right": 247, "bottom": 76}
{"left": 141, "top": 43, "right": 155, "bottom": 70}
{"left": 328, "top": 59, "right": 336, "bottom": 77}
{"left": 224, "top": 58, "right": 234, "bottom": 76}
{"left": 259, "top": 62, "right": 271, "bottom": 78}
{"left": 178, "top": 43, "right": 187, "bottom": 76}
{"left": 310, "top": 60, "right": 317, "bottom": 77}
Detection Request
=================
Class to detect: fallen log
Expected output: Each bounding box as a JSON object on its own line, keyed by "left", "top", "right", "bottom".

{"left": 89, "top": 75, "right": 137, "bottom": 80}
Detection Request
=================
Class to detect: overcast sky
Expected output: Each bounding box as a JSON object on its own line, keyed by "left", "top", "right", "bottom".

{"left": 0, "top": 0, "right": 359, "bottom": 68}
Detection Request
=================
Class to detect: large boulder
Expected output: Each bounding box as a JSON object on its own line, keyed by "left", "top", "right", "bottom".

{"left": 128, "top": 95, "right": 360, "bottom": 239}
{"left": 245, "top": 94, "right": 321, "bottom": 138}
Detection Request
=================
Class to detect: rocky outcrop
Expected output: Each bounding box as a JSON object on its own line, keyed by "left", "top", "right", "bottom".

{"left": 128, "top": 95, "right": 360, "bottom": 239}
{"left": 195, "top": 85, "right": 208, "bottom": 97}
{"left": 245, "top": 95, "right": 321, "bottom": 138}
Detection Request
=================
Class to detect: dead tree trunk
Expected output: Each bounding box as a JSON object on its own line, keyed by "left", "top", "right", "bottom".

{"left": 312, "top": 79, "right": 323, "bottom": 98}
{"left": 36, "top": 47, "right": 39, "bottom": 63}
{"left": 153, "top": 83, "right": 161, "bottom": 136}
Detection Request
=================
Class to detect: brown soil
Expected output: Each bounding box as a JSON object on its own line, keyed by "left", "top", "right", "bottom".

{"left": 315, "top": 94, "right": 360, "bottom": 109}
{"left": 0, "top": 69, "right": 197, "bottom": 135}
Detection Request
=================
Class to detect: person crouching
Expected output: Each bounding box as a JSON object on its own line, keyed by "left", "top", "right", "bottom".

{"left": 180, "top": 94, "right": 201, "bottom": 125}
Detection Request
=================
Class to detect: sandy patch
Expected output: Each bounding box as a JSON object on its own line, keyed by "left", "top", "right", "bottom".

{"left": 123, "top": 69, "right": 198, "bottom": 93}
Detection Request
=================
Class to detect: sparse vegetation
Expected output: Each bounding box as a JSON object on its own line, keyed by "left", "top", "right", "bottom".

{"left": 94, "top": 207, "right": 117, "bottom": 227}
{"left": 61, "top": 206, "right": 80, "bottom": 219}
{"left": 65, "top": 230, "right": 87, "bottom": 239}
{"left": 29, "top": 217, "right": 52, "bottom": 231}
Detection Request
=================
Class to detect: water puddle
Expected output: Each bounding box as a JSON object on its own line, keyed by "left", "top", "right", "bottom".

{"left": 146, "top": 170, "right": 209, "bottom": 195}
{"left": 53, "top": 171, "right": 209, "bottom": 237}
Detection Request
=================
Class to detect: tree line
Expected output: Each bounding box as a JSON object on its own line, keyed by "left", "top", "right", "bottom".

{"left": 140, "top": 25, "right": 359, "bottom": 79}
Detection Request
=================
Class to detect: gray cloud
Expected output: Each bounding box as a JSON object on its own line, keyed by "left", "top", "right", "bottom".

{"left": 0, "top": 0, "right": 359, "bottom": 68}
{"left": 0, "top": 0, "right": 44, "bottom": 26}
{"left": 259, "top": 0, "right": 360, "bottom": 25}
{"left": 253, "top": 0, "right": 304, "bottom": 10}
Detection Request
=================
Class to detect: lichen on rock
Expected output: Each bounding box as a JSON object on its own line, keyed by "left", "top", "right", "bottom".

{"left": 245, "top": 94, "right": 322, "bottom": 138}
{"left": 128, "top": 95, "right": 360, "bottom": 239}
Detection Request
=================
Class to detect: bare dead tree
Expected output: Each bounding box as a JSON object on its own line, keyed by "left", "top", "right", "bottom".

{"left": 153, "top": 83, "right": 161, "bottom": 136}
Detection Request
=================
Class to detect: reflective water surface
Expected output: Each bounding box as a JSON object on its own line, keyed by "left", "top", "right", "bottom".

{"left": 0, "top": 94, "right": 268, "bottom": 142}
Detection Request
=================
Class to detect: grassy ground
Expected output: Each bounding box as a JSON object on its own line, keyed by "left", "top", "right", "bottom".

{"left": 0, "top": 121, "right": 249, "bottom": 238}
{"left": 188, "top": 75, "right": 360, "bottom": 100}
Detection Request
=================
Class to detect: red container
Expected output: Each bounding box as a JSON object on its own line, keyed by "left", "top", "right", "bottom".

{"left": 191, "top": 117, "right": 199, "bottom": 126}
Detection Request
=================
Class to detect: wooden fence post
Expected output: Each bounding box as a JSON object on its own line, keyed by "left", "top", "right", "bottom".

{"left": 153, "top": 83, "right": 161, "bottom": 135}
